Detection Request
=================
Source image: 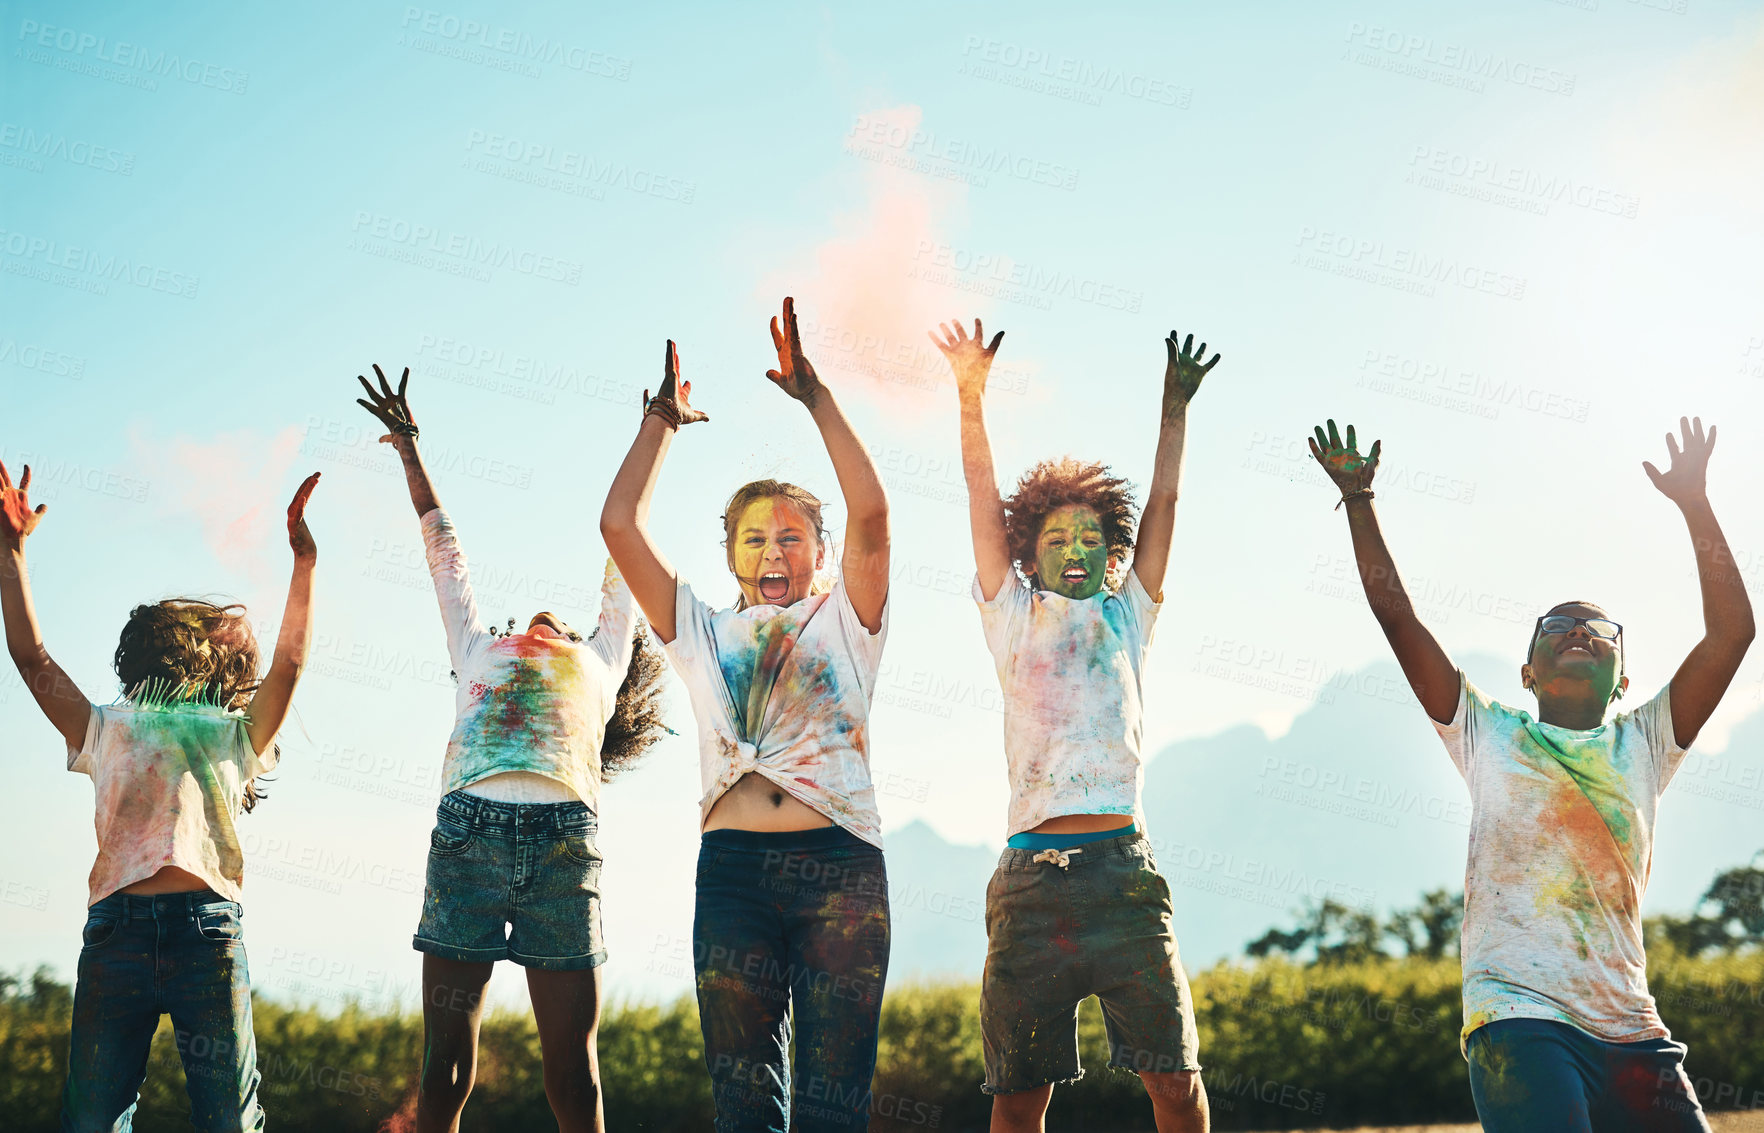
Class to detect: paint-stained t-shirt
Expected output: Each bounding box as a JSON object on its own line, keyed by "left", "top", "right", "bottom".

{"left": 975, "top": 569, "right": 1160, "bottom": 838}
{"left": 1435, "top": 672, "right": 1686, "bottom": 1054}
{"left": 424, "top": 508, "right": 637, "bottom": 812}
{"left": 665, "top": 575, "right": 887, "bottom": 847}
{"left": 68, "top": 700, "right": 275, "bottom": 905}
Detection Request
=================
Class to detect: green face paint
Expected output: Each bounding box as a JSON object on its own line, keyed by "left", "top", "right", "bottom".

{"left": 1034, "top": 504, "right": 1108, "bottom": 600}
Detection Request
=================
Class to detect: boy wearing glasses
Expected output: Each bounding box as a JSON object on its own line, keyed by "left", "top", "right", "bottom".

{"left": 1309, "top": 416, "right": 1754, "bottom": 1132}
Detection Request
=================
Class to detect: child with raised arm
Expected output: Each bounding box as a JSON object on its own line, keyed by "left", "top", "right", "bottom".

{"left": 933, "top": 319, "right": 1219, "bottom": 1132}
{"left": 353, "top": 368, "right": 669, "bottom": 1133}
{"left": 0, "top": 459, "right": 318, "bottom": 1132}
{"left": 1308, "top": 416, "right": 1754, "bottom": 1132}
{"left": 600, "top": 298, "right": 892, "bottom": 1133}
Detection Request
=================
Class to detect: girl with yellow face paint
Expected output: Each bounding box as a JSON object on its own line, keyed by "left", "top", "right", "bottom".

{"left": 601, "top": 298, "right": 894, "bottom": 1132}
{"left": 933, "top": 317, "right": 1223, "bottom": 1131}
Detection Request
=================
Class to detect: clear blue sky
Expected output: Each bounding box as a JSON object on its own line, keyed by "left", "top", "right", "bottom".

{"left": 5, "top": 0, "right": 1763, "bottom": 1009}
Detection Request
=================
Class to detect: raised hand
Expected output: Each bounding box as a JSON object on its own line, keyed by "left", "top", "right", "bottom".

{"left": 355, "top": 364, "right": 417, "bottom": 443}
{"left": 1164, "top": 330, "right": 1221, "bottom": 411}
{"left": 0, "top": 462, "right": 46, "bottom": 548}
{"left": 287, "top": 472, "right": 320, "bottom": 561}
{"left": 929, "top": 317, "right": 1004, "bottom": 400}
{"left": 643, "top": 340, "right": 709, "bottom": 428}
{"left": 766, "top": 296, "right": 824, "bottom": 405}
{"left": 1308, "top": 419, "right": 1381, "bottom": 497}
{"left": 1643, "top": 416, "right": 1715, "bottom": 509}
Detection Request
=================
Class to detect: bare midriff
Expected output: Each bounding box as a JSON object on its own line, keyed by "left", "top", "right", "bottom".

{"left": 1030, "top": 812, "right": 1135, "bottom": 835}
{"left": 120, "top": 865, "right": 212, "bottom": 895}
{"left": 704, "top": 771, "right": 834, "bottom": 832}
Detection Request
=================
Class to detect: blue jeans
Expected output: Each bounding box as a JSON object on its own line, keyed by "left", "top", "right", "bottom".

{"left": 61, "top": 889, "right": 264, "bottom": 1133}
{"left": 693, "top": 826, "right": 890, "bottom": 1133}
{"left": 1468, "top": 1018, "right": 1709, "bottom": 1133}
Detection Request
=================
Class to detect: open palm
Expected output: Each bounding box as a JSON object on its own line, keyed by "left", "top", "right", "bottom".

{"left": 1643, "top": 416, "right": 1714, "bottom": 508}
{"left": 0, "top": 461, "right": 47, "bottom": 546}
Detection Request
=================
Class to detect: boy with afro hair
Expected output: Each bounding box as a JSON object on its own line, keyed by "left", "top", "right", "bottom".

{"left": 931, "top": 317, "right": 1221, "bottom": 1132}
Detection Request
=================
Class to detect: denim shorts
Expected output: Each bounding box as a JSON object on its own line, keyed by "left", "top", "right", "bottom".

{"left": 413, "top": 790, "right": 606, "bottom": 971}
{"left": 980, "top": 832, "right": 1200, "bottom": 1094}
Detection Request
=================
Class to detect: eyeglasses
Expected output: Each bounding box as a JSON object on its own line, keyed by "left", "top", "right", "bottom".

{"left": 1535, "top": 615, "right": 1622, "bottom": 640}
{"left": 1526, "top": 614, "right": 1626, "bottom": 682}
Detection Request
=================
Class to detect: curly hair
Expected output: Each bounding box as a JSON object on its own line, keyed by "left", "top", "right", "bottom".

{"left": 113, "top": 599, "right": 269, "bottom": 812}
{"left": 600, "top": 622, "right": 671, "bottom": 779}
{"left": 721, "top": 479, "right": 832, "bottom": 609}
{"left": 1001, "top": 458, "right": 1139, "bottom": 587}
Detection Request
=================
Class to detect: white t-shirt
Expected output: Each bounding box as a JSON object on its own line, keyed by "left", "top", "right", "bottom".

{"left": 1435, "top": 672, "right": 1686, "bottom": 1053}
{"left": 664, "top": 575, "right": 887, "bottom": 847}
{"left": 974, "top": 569, "right": 1161, "bottom": 837}
{"left": 423, "top": 509, "right": 637, "bottom": 812}
{"left": 68, "top": 700, "right": 276, "bottom": 905}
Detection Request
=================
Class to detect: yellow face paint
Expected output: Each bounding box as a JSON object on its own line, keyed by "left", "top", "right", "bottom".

{"left": 729, "top": 496, "right": 820, "bottom": 609}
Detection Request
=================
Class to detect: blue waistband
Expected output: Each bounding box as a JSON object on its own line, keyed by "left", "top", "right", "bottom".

{"left": 1006, "top": 821, "right": 1137, "bottom": 852}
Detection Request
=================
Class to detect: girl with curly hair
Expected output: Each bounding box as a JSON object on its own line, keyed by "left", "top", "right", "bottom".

{"left": 355, "top": 370, "right": 669, "bottom": 1133}
{"left": 933, "top": 317, "right": 1222, "bottom": 1132}
{"left": 601, "top": 298, "right": 892, "bottom": 1132}
{"left": 0, "top": 459, "right": 320, "bottom": 1132}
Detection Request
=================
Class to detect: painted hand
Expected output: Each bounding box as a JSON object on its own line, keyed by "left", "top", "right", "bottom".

{"left": 355, "top": 364, "right": 418, "bottom": 443}
{"left": 287, "top": 472, "right": 320, "bottom": 562}
{"left": 1643, "top": 416, "right": 1715, "bottom": 508}
{"left": 1164, "top": 330, "right": 1221, "bottom": 411}
{"left": 1307, "top": 419, "right": 1381, "bottom": 495}
{"left": 766, "top": 296, "right": 824, "bottom": 406}
{"left": 0, "top": 461, "right": 47, "bottom": 548}
{"left": 929, "top": 317, "right": 1004, "bottom": 400}
{"left": 642, "top": 340, "right": 709, "bottom": 427}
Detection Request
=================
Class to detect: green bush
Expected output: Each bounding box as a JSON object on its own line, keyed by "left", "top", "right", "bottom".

{"left": 5, "top": 949, "right": 1763, "bottom": 1132}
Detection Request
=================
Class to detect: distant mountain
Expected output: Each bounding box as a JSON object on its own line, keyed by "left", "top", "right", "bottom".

{"left": 880, "top": 654, "right": 1764, "bottom": 980}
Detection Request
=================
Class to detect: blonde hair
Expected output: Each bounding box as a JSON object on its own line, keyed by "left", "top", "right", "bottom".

{"left": 720, "top": 480, "right": 833, "bottom": 609}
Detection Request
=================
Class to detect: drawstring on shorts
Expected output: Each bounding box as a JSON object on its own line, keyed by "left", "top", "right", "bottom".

{"left": 1032, "top": 848, "right": 1082, "bottom": 870}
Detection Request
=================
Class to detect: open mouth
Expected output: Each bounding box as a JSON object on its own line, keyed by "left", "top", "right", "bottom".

{"left": 1060, "top": 567, "right": 1089, "bottom": 587}
{"left": 758, "top": 572, "right": 790, "bottom": 603}
{"left": 1562, "top": 642, "right": 1594, "bottom": 655}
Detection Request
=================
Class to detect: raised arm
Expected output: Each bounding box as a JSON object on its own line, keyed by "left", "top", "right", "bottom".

{"left": 1133, "top": 330, "right": 1221, "bottom": 601}
{"left": 1308, "top": 421, "right": 1458, "bottom": 724}
{"left": 246, "top": 474, "right": 320, "bottom": 756}
{"left": 768, "top": 297, "right": 889, "bottom": 633}
{"left": 931, "top": 318, "right": 1011, "bottom": 601}
{"left": 1645, "top": 417, "right": 1756, "bottom": 748}
{"left": 0, "top": 462, "right": 89, "bottom": 749}
{"left": 599, "top": 340, "right": 707, "bottom": 644}
{"left": 356, "top": 365, "right": 440, "bottom": 518}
